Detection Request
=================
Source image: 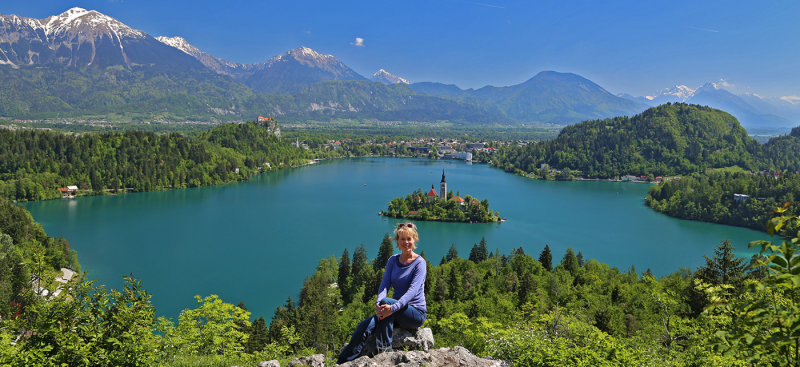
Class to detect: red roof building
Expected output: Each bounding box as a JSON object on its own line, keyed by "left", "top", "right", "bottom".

{"left": 426, "top": 187, "right": 438, "bottom": 197}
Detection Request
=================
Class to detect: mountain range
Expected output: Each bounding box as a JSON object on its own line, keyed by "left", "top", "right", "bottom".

{"left": 618, "top": 82, "right": 799, "bottom": 131}
{"left": 0, "top": 7, "right": 795, "bottom": 131}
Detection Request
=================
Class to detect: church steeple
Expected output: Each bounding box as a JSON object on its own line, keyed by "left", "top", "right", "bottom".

{"left": 439, "top": 169, "right": 447, "bottom": 200}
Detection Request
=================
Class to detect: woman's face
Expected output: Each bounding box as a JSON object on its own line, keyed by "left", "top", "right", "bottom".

{"left": 397, "top": 234, "right": 416, "bottom": 252}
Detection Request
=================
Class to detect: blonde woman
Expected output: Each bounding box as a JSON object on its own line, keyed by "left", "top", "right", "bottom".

{"left": 338, "top": 222, "right": 428, "bottom": 363}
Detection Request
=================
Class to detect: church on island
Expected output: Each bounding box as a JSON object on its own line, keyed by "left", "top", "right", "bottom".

{"left": 423, "top": 170, "right": 476, "bottom": 207}
{"left": 382, "top": 169, "right": 499, "bottom": 223}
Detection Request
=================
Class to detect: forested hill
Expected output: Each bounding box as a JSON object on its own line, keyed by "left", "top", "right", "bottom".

{"left": 761, "top": 125, "right": 800, "bottom": 171}
{"left": 0, "top": 199, "right": 79, "bottom": 319}
{"left": 491, "top": 103, "right": 771, "bottom": 178}
{"left": 0, "top": 121, "right": 309, "bottom": 201}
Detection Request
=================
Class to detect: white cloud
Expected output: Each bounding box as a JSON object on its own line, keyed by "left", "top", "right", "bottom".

{"left": 472, "top": 2, "right": 505, "bottom": 9}
{"left": 715, "top": 78, "right": 734, "bottom": 88}
{"left": 688, "top": 26, "right": 719, "bottom": 33}
{"left": 780, "top": 96, "right": 800, "bottom": 104}
{"left": 351, "top": 37, "right": 364, "bottom": 47}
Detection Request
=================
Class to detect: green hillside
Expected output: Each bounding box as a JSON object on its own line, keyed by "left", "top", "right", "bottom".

{"left": 0, "top": 121, "right": 308, "bottom": 201}
{"left": 492, "top": 103, "right": 764, "bottom": 178}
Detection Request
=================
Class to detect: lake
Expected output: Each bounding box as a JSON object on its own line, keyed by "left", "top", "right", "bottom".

{"left": 24, "top": 157, "right": 769, "bottom": 320}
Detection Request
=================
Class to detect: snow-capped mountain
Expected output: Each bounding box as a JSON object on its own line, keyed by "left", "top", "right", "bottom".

{"left": 620, "top": 82, "right": 797, "bottom": 130}
{"left": 0, "top": 7, "right": 201, "bottom": 69}
{"left": 242, "top": 46, "right": 367, "bottom": 94}
{"left": 372, "top": 69, "right": 410, "bottom": 85}
{"left": 154, "top": 36, "right": 368, "bottom": 94}
{"left": 646, "top": 85, "right": 696, "bottom": 105}
{"left": 155, "top": 36, "right": 202, "bottom": 58}
{"left": 156, "top": 36, "right": 244, "bottom": 76}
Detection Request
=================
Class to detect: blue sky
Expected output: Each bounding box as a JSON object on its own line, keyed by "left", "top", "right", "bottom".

{"left": 3, "top": 0, "right": 799, "bottom": 100}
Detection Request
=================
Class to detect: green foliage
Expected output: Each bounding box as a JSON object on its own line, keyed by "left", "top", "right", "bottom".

{"left": 296, "top": 257, "right": 340, "bottom": 351}
{"left": 164, "top": 294, "right": 251, "bottom": 357}
{"left": 468, "top": 238, "right": 489, "bottom": 263}
{"left": 374, "top": 234, "right": 395, "bottom": 272}
{"left": 9, "top": 276, "right": 159, "bottom": 366}
{"left": 491, "top": 103, "right": 766, "bottom": 178}
{"left": 487, "top": 313, "right": 656, "bottom": 367}
{"left": 0, "top": 200, "right": 78, "bottom": 319}
{"left": 708, "top": 204, "right": 800, "bottom": 366}
{"left": 646, "top": 171, "right": 800, "bottom": 230}
{"left": 538, "top": 244, "right": 553, "bottom": 272}
{"left": 382, "top": 189, "right": 499, "bottom": 222}
{"left": 245, "top": 317, "right": 268, "bottom": 354}
{"left": 560, "top": 247, "right": 579, "bottom": 275}
{"left": 434, "top": 312, "right": 505, "bottom": 355}
{"left": 0, "top": 65, "right": 264, "bottom": 122}
{"left": 0, "top": 122, "right": 308, "bottom": 201}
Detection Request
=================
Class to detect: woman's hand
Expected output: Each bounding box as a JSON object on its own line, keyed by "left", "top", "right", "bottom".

{"left": 376, "top": 304, "right": 393, "bottom": 320}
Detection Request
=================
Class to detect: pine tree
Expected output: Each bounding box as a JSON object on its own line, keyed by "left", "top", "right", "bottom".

{"left": 539, "top": 244, "right": 553, "bottom": 272}
{"left": 479, "top": 237, "right": 489, "bottom": 261}
{"left": 447, "top": 266, "right": 460, "bottom": 300}
{"left": 468, "top": 244, "right": 482, "bottom": 263}
{"left": 445, "top": 244, "right": 459, "bottom": 262}
{"left": 375, "top": 233, "right": 395, "bottom": 272}
{"left": 689, "top": 240, "right": 752, "bottom": 315}
{"left": 339, "top": 248, "right": 351, "bottom": 284}
{"left": 268, "top": 297, "right": 296, "bottom": 343}
{"left": 576, "top": 251, "right": 584, "bottom": 267}
{"left": 696, "top": 240, "right": 749, "bottom": 288}
{"left": 246, "top": 316, "right": 268, "bottom": 353}
{"left": 561, "top": 247, "right": 578, "bottom": 275}
{"left": 351, "top": 244, "right": 368, "bottom": 288}
{"left": 338, "top": 248, "right": 352, "bottom": 304}
{"left": 235, "top": 302, "right": 249, "bottom": 335}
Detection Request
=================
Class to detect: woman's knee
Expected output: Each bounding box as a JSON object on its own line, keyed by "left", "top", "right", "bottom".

{"left": 379, "top": 298, "right": 398, "bottom": 306}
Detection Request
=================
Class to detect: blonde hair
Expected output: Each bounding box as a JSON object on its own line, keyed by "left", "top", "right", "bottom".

{"left": 394, "top": 222, "right": 419, "bottom": 250}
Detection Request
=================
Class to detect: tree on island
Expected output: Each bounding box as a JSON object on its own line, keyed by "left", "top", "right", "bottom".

{"left": 381, "top": 188, "right": 500, "bottom": 223}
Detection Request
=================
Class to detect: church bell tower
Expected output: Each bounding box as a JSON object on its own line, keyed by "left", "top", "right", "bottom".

{"left": 440, "top": 169, "right": 447, "bottom": 200}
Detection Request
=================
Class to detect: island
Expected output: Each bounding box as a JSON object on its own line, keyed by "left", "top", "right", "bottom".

{"left": 380, "top": 170, "right": 502, "bottom": 223}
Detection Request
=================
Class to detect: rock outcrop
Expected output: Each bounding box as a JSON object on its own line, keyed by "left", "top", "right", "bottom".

{"left": 361, "top": 327, "right": 435, "bottom": 356}
{"left": 339, "top": 346, "right": 509, "bottom": 367}
{"left": 287, "top": 354, "right": 326, "bottom": 367}
{"left": 261, "top": 327, "right": 508, "bottom": 366}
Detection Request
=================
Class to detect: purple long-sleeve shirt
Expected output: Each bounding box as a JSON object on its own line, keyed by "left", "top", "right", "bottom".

{"left": 376, "top": 254, "right": 427, "bottom": 313}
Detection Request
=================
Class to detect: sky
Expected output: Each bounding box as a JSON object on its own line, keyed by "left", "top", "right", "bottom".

{"left": 2, "top": 0, "right": 799, "bottom": 100}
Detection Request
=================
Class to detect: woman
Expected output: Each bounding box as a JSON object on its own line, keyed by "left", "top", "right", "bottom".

{"left": 337, "top": 222, "right": 428, "bottom": 363}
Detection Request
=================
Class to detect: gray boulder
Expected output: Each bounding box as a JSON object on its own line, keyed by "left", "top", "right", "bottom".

{"left": 361, "top": 327, "right": 435, "bottom": 356}
{"left": 339, "top": 346, "right": 510, "bottom": 367}
{"left": 258, "top": 361, "right": 281, "bottom": 367}
{"left": 288, "top": 353, "right": 325, "bottom": 367}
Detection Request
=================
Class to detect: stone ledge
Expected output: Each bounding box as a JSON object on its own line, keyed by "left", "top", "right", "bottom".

{"left": 361, "top": 327, "right": 435, "bottom": 356}
{"left": 339, "top": 346, "right": 510, "bottom": 367}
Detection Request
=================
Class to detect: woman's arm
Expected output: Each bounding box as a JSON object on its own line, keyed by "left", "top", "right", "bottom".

{"left": 376, "top": 255, "right": 395, "bottom": 305}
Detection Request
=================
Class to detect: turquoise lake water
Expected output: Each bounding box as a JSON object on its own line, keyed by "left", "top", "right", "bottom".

{"left": 23, "top": 157, "right": 769, "bottom": 320}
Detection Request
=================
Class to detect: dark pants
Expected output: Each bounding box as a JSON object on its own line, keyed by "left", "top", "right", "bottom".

{"left": 337, "top": 298, "right": 426, "bottom": 364}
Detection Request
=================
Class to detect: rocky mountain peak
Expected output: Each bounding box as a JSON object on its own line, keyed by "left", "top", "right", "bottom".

{"left": 646, "top": 84, "right": 696, "bottom": 102}
{"left": 278, "top": 46, "right": 337, "bottom": 65}
{"left": 42, "top": 7, "right": 145, "bottom": 39}
{"left": 373, "top": 69, "right": 410, "bottom": 84}
{"left": 155, "top": 36, "right": 202, "bottom": 57}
